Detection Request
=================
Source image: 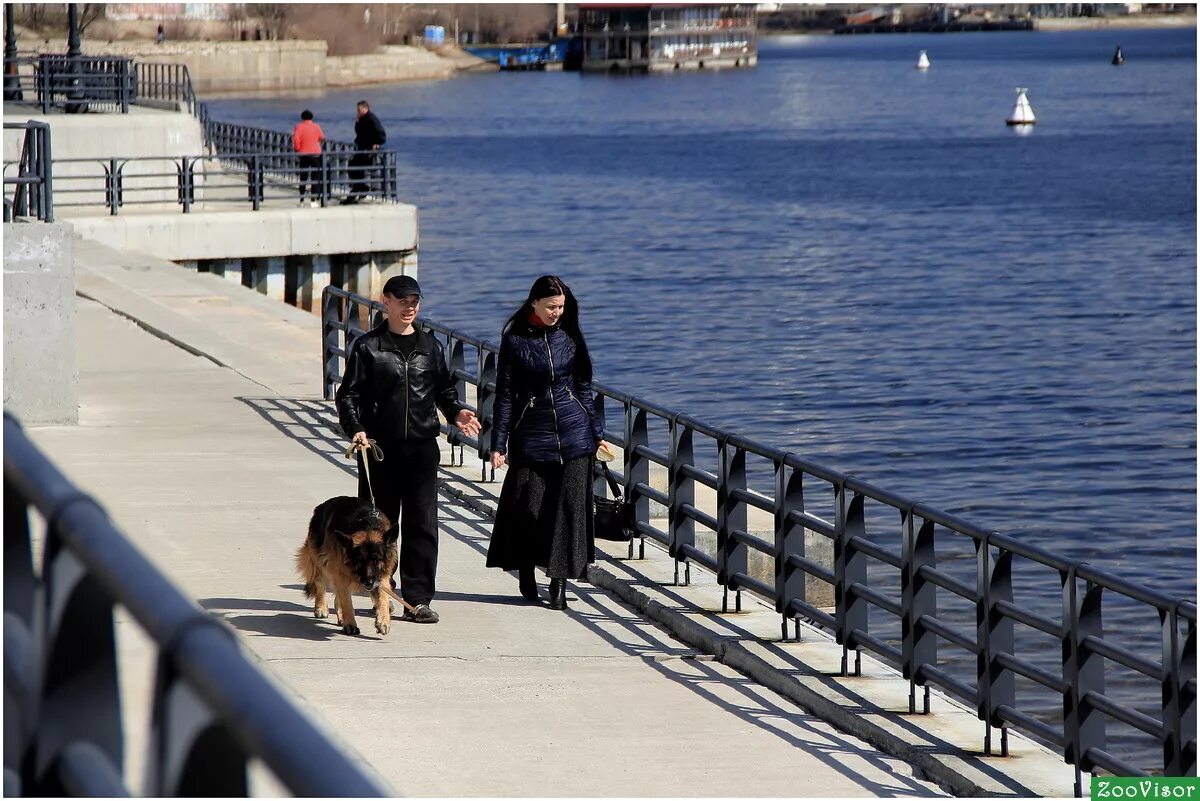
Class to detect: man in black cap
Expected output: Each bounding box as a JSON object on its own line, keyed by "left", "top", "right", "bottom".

{"left": 335, "top": 275, "right": 481, "bottom": 623}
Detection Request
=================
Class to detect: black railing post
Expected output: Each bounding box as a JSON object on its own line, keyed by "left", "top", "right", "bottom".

{"left": 39, "top": 123, "right": 53, "bottom": 222}
{"left": 249, "top": 155, "right": 262, "bottom": 210}
{"left": 3, "top": 479, "right": 35, "bottom": 627}
{"left": 774, "top": 458, "right": 804, "bottom": 629}
{"left": 902, "top": 513, "right": 937, "bottom": 712}
{"left": 667, "top": 415, "right": 695, "bottom": 574}
{"left": 979, "top": 543, "right": 1016, "bottom": 755}
{"left": 446, "top": 336, "right": 466, "bottom": 451}
{"left": 624, "top": 402, "right": 649, "bottom": 559}
{"left": 146, "top": 647, "right": 248, "bottom": 795}
{"left": 717, "top": 440, "right": 747, "bottom": 610}
{"left": 34, "top": 528, "right": 123, "bottom": 795}
{"left": 38, "top": 59, "right": 49, "bottom": 112}
{"left": 104, "top": 158, "right": 118, "bottom": 216}
{"left": 477, "top": 349, "right": 497, "bottom": 473}
{"left": 319, "top": 149, "right": 330, "bottom": 207}
{"left": 178, "top": 156, "right": 194, "bottom": 213}
{"left": 1162, "top": 604, "right": 1185, "bottom": 775}
{"left": 835, "top": 487, "right": 868, "bottom": 675}
{"left": 119, "top": 59, "right": 129, "bottom": 113}
{"left": 1063, "top": 571, "right": 1106, "bottom": 797}
{"left": 320, "top": 289, "right": 341, "bottom": 400}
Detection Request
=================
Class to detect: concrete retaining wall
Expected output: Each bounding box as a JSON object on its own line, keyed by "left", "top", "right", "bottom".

{"left": 21, "top": 39, "right": 329, "bottom": 93}
{"left": 3, "top": 222, "right": 77, "bottom": 425}
{"left": 326, "top": 46, "right": 457, "bottom": 86}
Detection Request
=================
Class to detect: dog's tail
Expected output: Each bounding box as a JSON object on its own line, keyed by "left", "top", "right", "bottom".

{"left": 296, "top": 544, "right": 320, "bottom": 599}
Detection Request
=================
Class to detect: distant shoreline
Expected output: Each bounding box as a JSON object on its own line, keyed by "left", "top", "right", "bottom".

{"left": 762, "top": 13, "right": 1194, "bottom": 36}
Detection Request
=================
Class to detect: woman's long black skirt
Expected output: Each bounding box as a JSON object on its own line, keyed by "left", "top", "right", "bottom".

{"left": 486, "top": 455, "right": 595, "bottom": 580}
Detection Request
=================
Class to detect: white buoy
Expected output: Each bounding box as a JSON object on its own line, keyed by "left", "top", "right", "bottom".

{"left": 1006, "top": 87, "right": 1036, "bottom": 126}
{"left": 916, "top": 50, "right": 931, "bottom": 70}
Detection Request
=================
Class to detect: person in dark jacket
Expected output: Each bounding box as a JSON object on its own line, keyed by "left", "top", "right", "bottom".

{"left": 343, "top": 99, "right": 386, "bottom": 205}
{"left": 485, "top": 275, "right": 609, "bottom": 610}
{"left": 335, "top": 275, "right": 481, "bottom": 623}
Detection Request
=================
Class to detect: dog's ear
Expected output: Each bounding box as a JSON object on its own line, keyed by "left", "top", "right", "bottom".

{"left": 383, "top": 523, "right": 399, "bottom": 546}
{"left": 330, "top": 528, "right": 354, "bottom": 548}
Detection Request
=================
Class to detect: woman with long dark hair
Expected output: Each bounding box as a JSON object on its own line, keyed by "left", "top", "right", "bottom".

{"left": 485, "top": 275, "right": 610, "bottom": 609}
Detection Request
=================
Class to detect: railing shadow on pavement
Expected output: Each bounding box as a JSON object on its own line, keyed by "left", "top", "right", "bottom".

{"left": 236, "top": 395, "right": 958, "bottom": 796}
{"left": 2, "top": 411, "right": 390, "bottom": 797}
{"left": 431, "top": 502, "right": 945, "bottom": 797}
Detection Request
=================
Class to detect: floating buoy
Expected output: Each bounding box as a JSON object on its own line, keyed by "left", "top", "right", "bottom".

{"left": 1006, "top": 87, "right": 1036, "bottom": 126}
{"left": 916, "top": 50, "right": 931, "bottom": 70}
{"left": 1112, "top": 45, "right": 1124, "bottom": 66}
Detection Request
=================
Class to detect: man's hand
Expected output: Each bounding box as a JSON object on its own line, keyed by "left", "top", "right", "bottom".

{"left": 490, "top": 451, "right": 506, "bottom": 470}
{"left": 351, "top": 431, "right": 369, "bottom": 450}
{"left": 455, "top": 409, "right": 481, "bottom": 437}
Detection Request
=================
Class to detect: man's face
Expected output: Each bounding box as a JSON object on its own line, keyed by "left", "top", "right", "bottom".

{"left": 356, "top": 104, "right": 368, "bottom": 119}
{"left": 382, "top": 293, "right": 419, "bottom": 328}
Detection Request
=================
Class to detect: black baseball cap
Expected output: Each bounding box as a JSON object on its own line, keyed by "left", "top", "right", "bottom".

{"left": 382, "top": 275, "right": 422, "bottom": 298}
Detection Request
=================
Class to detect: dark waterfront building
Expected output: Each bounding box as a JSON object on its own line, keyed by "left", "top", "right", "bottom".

{"left": 578, "top": 4, "right": 757, "bottom": 73}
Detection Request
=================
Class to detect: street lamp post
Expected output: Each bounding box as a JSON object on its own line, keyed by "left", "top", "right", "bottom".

{"left": 4, "top": 7, "right": 23, "bottom": 101}
{"left": 67, "top": 3, "right": 81, "bottom": 57}
{"left": 65, "top": 3, "right": 86, "bottom": 113}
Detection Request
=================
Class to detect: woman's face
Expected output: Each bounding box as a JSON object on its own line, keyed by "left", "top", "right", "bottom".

{"left": 531, "top": 294, "right": 567, "bottom": 327}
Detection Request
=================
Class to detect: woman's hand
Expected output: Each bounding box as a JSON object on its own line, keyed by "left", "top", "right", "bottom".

{"left": 351, "top": 431, "right": 369, "bottom": 450}
{"left": 490, "top": 451, "right": 507, "bottom": 470}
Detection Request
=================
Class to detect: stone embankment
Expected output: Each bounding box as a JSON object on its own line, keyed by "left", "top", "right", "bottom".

{"left": 1034, "top": 13, "right": 1195, "bottom": 30}
{"left": 16, "top": 39, "right": 487, "bottom": 94}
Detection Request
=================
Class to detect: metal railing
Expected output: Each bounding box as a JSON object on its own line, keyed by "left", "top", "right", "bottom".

{"left": 134, "top": 61, "right": 196, "bottom": 114}
{"left": 2, "top": 54, "right": 196, "bottom": 114}
{"left": 202, "top": 120, "right": 400, "bottom": 205}
{"left": 3, "top": 149, "right": 396, "bottom": 215}
{"left": 3, "top": 121, "right": 53, "bottom": 222}
{"left": 3, "top": 412, "right": 390, "bottom": 797}
{"left": 319, "top": 285, "right": 1196, "bottom": 793}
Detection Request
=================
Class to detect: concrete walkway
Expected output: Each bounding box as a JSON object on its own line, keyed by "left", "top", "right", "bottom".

{"left": 22, "top": 237, "right": 1076, "bottom": 797}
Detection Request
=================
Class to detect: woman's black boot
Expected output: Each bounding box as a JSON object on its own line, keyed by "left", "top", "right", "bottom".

{"left": 519, "top": 565, "right": 539, "bottom": 601}
{"left": 548, "top": 578, "right": 567, "bottom": 610}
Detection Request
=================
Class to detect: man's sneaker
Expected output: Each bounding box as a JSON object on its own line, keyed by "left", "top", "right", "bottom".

{"left": 403, "top": 603, "right": 439, "bottom": 624}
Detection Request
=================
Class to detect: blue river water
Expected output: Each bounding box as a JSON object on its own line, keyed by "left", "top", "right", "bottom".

{"left": 211, "top": 28, "right": 1196, "bottom": 767}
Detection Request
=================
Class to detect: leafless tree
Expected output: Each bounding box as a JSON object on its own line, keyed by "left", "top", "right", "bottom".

{"left": 254, "top": 3, "right": 294, "bottom": 40}
{"left": 78, "top": 4, "right": 107, "bottom": 35}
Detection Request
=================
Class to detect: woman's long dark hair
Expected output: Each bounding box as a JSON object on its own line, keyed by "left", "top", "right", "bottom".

{"left": 503, "top": 274, "right": 593, "bottom": 381}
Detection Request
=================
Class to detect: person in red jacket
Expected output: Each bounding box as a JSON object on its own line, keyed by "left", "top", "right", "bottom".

{"left": 292, "top": 109, "right": 325, "bottom": 207}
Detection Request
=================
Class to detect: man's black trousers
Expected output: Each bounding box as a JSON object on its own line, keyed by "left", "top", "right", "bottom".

{"left": 357, "top": 437, "right": 440, "bottom": 606}
{"left": 348, "top": 152, "right": 376, "bottom": 198}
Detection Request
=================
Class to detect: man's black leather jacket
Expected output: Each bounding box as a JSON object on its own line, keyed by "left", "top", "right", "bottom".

{"left": 335, "top": 324, "right": 463, "bottom": 442}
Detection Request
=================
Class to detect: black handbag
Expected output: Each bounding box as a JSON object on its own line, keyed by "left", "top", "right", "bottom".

{"left": 594, "top": 462, "right": 636, "bottom": 542}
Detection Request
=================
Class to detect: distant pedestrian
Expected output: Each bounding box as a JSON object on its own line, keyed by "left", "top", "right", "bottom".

{"left": 293, "top": 109, "right": 325, "bottom": 206}
{"left": 485, "top": 275, "right": 609, "bottom": 610}
{"left": 156, "top": 24, "right": 165, "bottom": 45}
{"left": 343, "top": 99, "right": 386, "bottom": 205}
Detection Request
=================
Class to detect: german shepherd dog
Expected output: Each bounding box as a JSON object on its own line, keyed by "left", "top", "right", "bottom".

{"left": 296, "top": 497, "right": 397, "bottom": 635}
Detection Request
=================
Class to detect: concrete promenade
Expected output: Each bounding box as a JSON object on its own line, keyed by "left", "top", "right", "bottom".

{"left": 21, "top": 237, "right": 1078, "bottom": 797}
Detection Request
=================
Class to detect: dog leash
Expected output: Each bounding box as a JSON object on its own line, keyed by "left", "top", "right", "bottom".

{"left": 340, "top": 440, "right": 421, "bottom": 619}
{"left": 344, "top": 439, "right": 385, "bottom": 507}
